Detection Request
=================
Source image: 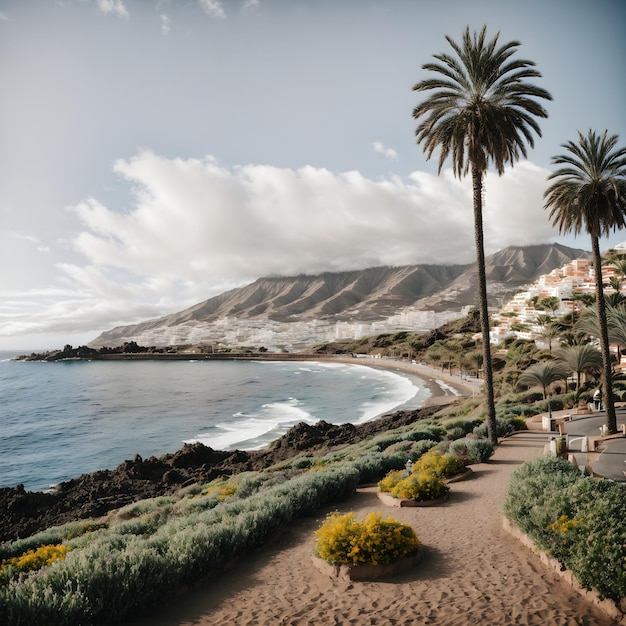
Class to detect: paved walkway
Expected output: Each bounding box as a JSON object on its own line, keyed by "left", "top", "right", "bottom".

{"left": 548, "top": 409, "right": 626, "bottom": 482}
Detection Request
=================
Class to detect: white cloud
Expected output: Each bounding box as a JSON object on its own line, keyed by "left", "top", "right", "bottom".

{"left": 9, "top": 232, "right": 51, "bottom": 252}
{"left": 373, "top": 141, "right": 398, "bottom": 159}
{"left": 242, "top": 0, "right": 259, "bottom": 12}
{"left": 68, "top": 151, "right": 555, "bottom": 279}
{"left": 2, "top": 153, "right": 558, "bottom": 343}
{"left": 160, "top": 14, "right": 170, "bottom": 35}
{"left": 97, "top": 0, "right": 128, "bottom": 17}
{"left": 10, "top": 232, "right": 40, "bottom": 244}
{"left": 197, "top": 0, "right": 225, "bottom": 18}
{"left": 0, "top": 12, "right": 8, "bottom": 21}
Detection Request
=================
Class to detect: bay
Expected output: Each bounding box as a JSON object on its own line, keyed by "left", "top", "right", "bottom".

{"left": 0, "top": 353, "right": 430, "bottom": 492}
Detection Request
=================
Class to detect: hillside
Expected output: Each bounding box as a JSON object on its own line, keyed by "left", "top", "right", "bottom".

{"left": 90, "top": 243, "right": 590, "bottom": 348}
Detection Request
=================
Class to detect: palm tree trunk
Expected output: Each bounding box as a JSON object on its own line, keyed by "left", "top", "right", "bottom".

{"left": 472, "top": 167, "right": 498, "bottom": 444}
{"left": 592, "top": 235, "right": 618, "bottom": 433}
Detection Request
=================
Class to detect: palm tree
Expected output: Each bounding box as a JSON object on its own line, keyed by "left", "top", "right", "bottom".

{"left": 466, "top": 350, "right": 483, "bottom": 378}
{"left": 536, "top": 320, "right": 561, "bottom": 354}
{"left": 544, "top": 129, "right": 626, "bottom": 433}
{"left": 569, "top": 290, "right": 594, "bottom": 325}
{"left": 534, "top": 314, "right": 563, "bottom": 353}
{"left": 554, "top": 344, "right": 602, "bottom": 392}
{"left": 518, "top": 361, "right": 568, "bottom": 400}
{"left": 558, "top": 329, "right": 590, "bottom": 347}
{"left": 412, "top": 25, "right": 551, "bottom": 445}
{"left": 577, "top": 301, "right": 626, "bottom": 370}
{"left": 538, "top": 296, "right": 561, "bottom": 317}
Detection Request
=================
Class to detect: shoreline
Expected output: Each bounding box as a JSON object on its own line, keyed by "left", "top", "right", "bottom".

{"left": 1, "top": 355, "right": 469, "bottom": 496}
{"left": 326, "top": 355, "right": 482, "bottom": 407}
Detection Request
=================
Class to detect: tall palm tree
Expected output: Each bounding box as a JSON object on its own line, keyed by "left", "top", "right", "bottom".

{"left": 545, "top": 129, "right": 626, "bottom": 433}
{"left": 536, "top": 320, "right": 561, "bottom": 354}
{"left": 412, "top": 25, "right": 551, "bottom": 444}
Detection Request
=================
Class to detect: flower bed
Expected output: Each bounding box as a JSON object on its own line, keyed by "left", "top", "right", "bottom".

{"left": 312, "top": 512, "right": 421, "bottom": 580}
{"left": 311, "top": 550, "right": 422, "bottom": 581}
{"left": 377, "top": 450, "right": 471, "bottom": 505}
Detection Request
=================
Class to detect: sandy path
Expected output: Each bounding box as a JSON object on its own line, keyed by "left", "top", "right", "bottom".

{"left": 130, "top": 430, "right": 615, "bottom": 626}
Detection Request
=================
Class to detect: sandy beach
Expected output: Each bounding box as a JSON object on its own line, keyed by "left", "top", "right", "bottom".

{"left": 130, "top": 403, "right": 617, "bottom": 625}
{"left": 327, "top": 356, "right": 483, "bottom": 407}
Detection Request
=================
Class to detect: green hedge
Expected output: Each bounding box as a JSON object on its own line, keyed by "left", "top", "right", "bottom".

{"left": 503, "top": 456, "right": 626, "bottom": 603}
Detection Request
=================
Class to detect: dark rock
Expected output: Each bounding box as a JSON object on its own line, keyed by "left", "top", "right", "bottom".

{"left": 0, "top": 404, "right": 442, "bottom": 543}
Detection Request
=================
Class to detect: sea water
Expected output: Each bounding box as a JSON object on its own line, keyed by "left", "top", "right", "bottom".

{"left": 0, "top": 353, "right": 430, "bottom": 492}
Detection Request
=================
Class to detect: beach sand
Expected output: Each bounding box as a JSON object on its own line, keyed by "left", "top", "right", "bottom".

{"left": 130, "top": 432, "right": 616, "bottom": 624}
{"left": 328, "top": 356, "right": 483, "bottom": 407}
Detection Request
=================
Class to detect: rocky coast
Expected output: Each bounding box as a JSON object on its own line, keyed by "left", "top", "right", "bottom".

{"left": 0, "top": 403, "right": 444, "bottom": 543}
{"left": 1, "top": 355, "right": 473, "bottom": 543}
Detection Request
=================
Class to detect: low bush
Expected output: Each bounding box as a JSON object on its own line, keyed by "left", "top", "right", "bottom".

{"left": 413, "top": 449, "right": 465, "bottom": 478}
{"left": 443, "top": 418, "right": 483, "bottom": 434}
{"left": 445, "top": 427, "right": 467, "bottom": 441}
{"left": 408, "top": 439, "right": 438, "bottom": 458}
{"left": 448, "top": 438, "right": 494, "bottom": 464}
{"left": 473, "top": 416, "right": 526, "bottom": 439}
{"left": 503, "top": 456, "right": 626, "bottom": 603}
{"left": 0, "top": 544, "right": 71, "bottom": 580}
{"left": 377, "top": 449, "right": 464, "bottom": 502}
{"left": 314, "top": 512, "right": 420, "bottom": 565}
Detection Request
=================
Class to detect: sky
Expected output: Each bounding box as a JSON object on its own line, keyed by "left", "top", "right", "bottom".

{"left": 1, "top": 0, "right": 625, "bottom": 350}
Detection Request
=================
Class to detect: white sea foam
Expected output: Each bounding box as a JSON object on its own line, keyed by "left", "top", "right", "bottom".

{"left": 352, "top": 368, "right": 423, "bottom": 423}
{"left": 186, "top": 397, "right": 318, "bottom": 450}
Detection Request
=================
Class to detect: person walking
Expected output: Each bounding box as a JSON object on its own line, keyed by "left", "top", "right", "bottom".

{"left": 593, "top": 388, "right": 603, "bottom": 411}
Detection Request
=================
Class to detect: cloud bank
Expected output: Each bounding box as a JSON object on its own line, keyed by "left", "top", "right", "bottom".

{"left": 1, "top": 153, "right": 557, "bottom": 343}
{"left": 71, "top": 152, "right": 554, "bottom": 277}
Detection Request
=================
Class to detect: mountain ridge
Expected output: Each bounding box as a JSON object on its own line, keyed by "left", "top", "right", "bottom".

{"left": 90, "top": 243, "right": 591, "bottom": 348}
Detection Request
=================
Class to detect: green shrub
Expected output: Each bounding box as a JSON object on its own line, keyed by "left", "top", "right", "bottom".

{"left": 445, "top": 427, "right": 466, "bottom": 441}
{"left": 448, "top": 438, "right": 494, "bottom": 464}
{"left": 503, "top": 456, "right": 626, "bottom": 603}
{"left": 443, "top": 418, "right": 483, "bottom": 434}
{"left": 0, "top": 520, "right": 107, "bottom": 562}
{"left": 408, "top": 440, "right": 438, "bottom": 458}
{"left": 291, "top": 456, "right": 315, "bottom": 469}
{"left": 473, "top": 416, "right": 524, "bottom": 439}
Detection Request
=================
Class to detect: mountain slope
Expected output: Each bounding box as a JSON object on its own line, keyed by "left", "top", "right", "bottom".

{"left": 91, "top": 243, "right": 590, "bottom": 347}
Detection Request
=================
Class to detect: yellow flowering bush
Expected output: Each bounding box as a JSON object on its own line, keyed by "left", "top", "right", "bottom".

{"left": 378, "top": 450, "right": 463, "bottom": 501}
{"left": 314, "top": 512, "right": 420, "bottom": 565}
{"left": 388, "top": 471, "right": 449, "bottom": 501}
{"left": 545, "top": 514, "right": 586, "bottom": 563}
{"left": 377, "top": 469, "right": 405, "bottom": 493}
{"left": 202, "top": 479, "right": 239, "bottom": 501}
{"left": 413, "top": 450, "right": 465, "bottom": 478}
{"left": 0, "top": 544, "right": 71, "bottom": 579}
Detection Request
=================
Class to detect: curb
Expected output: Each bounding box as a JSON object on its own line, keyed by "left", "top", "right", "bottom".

{"left": 502, "top": 517, "right": 626, "bottom": 624}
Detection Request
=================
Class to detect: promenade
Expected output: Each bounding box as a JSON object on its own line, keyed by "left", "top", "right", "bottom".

{"left": 553, "top": 408, "right": 626, "bottom": 482}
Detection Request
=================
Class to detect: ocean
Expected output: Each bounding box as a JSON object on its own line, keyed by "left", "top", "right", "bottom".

{"left": 0, "top": 353, "right": 430, "bottom": 492}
